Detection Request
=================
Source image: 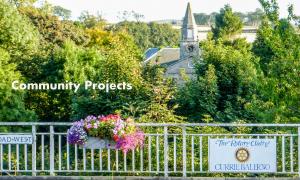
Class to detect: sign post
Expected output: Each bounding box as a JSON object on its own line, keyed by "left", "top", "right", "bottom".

{"left": 0, "top": 134, "right": 33, "bottom": 144}
{"left": 209, "top": 138, "right": 277, "bottom": 173}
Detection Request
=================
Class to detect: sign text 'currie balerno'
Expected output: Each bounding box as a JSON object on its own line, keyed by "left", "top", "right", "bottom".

{"left": 209, "top": 138, "right": 277, "bottom": 173}
{"left": 0, "top": 135, "right": 33, "bottom": 144}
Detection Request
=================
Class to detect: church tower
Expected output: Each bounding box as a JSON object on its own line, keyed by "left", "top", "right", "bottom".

{"left": 180, "top": 2, "right": 199, "bottom": 59}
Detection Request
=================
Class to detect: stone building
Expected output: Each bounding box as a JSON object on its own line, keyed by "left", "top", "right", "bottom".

{"left": 144, "top": 2, "right": 199, "bottom": 82}
{"left": 143, "top": 3, "right": 258, "bottom": 83}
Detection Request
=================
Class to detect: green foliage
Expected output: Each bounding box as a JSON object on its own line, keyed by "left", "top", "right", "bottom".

{"left": 194, "top": 9, "right": 263, "bottom": 26}
{"left": 15, "top": 6, "right": 89, "bottom": 121}
{"left": 53, "top": 5, "right": 71, "bottom": 20}
{"left": 194, "top": 12, "right": 216, "bottom": 25}
{"left": 78, "top": 11, "right": 106, "bottom": 29}
{"left": 244, "top": 9, "right": 264, "bottom": 26}
{"left": 258, "top": 0, "right": 279, "bottom": 24}
{"left": 182, "top": 37, "right": 260, "bottom": 123}
{"left": 176, "top": 64, "right": 219, "bottom": 122}
{"left": 0, "top": 0, "right": 298, "bottom": 128}
{"left": 212, "top": 5, "right": 243, "bottom": 40}
{"left": 0, "top": 48, "right": 36, "bottom": 122}
{"left": 287, "top": 4, "right": 300, "bottom": 28}
{"left": 54, "top": 30, "right": 146, "bottom": 120}
{"left": 112, "top": 21, "right": 180, "bottom": 51}
{"left": 140, "top": 67, "right": 184, "bottom": 123}
{"left": 20, "top": 7, "right": 88, "bottom": 50}
{"left": 8, "top": 0, "right": 36, "bottom": 7}
{"left": 250, "top": 1, "right": 300, "bottom": 123}
{"left": 0, "top": 0, "right": 39, "bottom": 62}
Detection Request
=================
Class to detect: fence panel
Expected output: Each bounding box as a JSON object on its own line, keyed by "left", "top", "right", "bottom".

{"left": 0, "top": 122, "right": 299, "bottom": 177}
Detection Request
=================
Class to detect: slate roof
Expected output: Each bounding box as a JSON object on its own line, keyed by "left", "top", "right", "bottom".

{"left": 144, "top": 48, "right": 180, "bottom": 65}
{"left": 145, "top": 48, "right": 159, "bottom": 59}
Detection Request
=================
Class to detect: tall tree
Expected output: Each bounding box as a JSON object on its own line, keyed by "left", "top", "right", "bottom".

{"left": 0, "top": 48, "right": 36, "bottom": 122}
{"left": 113, "top": 21, "right": 180, "bottom": 51}
{"left": 194, "top": 38, "right": 260, "bottom": 123}
{"left": 251, "top": 0, "right": 300, "bottom": 123}
{"left": 212, "top": 5, "right": 243, "bottom": 40}
{"left": 61, "top": 29, "right": 147, "bottom": 120}
{"left": 16, "top": 5, "right": 88, "bottom": 121}
{"left": 176, "top": 64, "right": 219, "bottom": 122}
{"left": 78, "top": 11, "right": 106, "bottom": 29}
{"left": 0, "top": 0, "right": 39, "bottom": 64}
{"left": 53, "top": 5, "right": 71, "bottom": 20}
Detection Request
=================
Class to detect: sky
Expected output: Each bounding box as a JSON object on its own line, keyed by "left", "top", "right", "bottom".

{"left": 46, "top": 0, "right": 300, "bottom": 23}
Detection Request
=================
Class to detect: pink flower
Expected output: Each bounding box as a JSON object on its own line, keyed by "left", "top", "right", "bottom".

{"left": 100, "top": 114, "right": 121, "bottom": 122}
{"left": 116, "top": 130, "right": 145, "bottom": 154}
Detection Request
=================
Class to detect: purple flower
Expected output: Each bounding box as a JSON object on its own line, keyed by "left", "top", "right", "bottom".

{"left": 86, "top": 124, "right": 92, "bottom": 129}
{"left": 67, "top": 114, "right": 145, "bottom": 154}
{"left": 67, "top": 120, "right": 87, "bottom": 145}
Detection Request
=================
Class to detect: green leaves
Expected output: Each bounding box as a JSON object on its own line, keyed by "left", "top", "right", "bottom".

{"left": 113, "top": 21, "right": 180, "bottom": 51}
{"left": 176, "top": 64, "right": 219, "bottom": 122}
{"left": 251, "top": 1, "right": 300, "bottom": 123}
{"left": 0, "top": 0, "right": 39, "bottom": 62}
{"left": 178, "top": 35, "right": 260, "bottom": 123}
{"left": 212, "top": 5, "right": 243, "bottom": 40}
{"left": 0, "top": 48, "right": 36, "bottom": 122}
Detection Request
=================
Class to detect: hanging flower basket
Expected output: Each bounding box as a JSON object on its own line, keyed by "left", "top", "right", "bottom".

{"left": 67, "top": 114, "right": 145, "bottom": 154}
{"left": 81, "top": 137, "right": 116, "bottom": 149}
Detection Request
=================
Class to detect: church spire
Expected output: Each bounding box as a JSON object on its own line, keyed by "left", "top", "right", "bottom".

{"left": 182, "top": 2, "right": 197, "bottom": 41}
{"left": 183, "top": 2, "right": 197, "bottom": 29}
{"left": 180, "top": 2, "right": 199, "bottom": 59}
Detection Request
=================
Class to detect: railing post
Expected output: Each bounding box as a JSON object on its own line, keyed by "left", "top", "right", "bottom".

{"left": 298, "top": 127, "right": 300, "bottom": 177}
{"left": 50, "top": 126, "right": 55, "bottom": 176}
{"left": 182, "top": 126, "right": 187, "bottom": 177}
{"left": 164, "top": 126, "right": 168, "bottom": 177}
{"left": 31, "top": 125, "right": 36, "bottom": 176}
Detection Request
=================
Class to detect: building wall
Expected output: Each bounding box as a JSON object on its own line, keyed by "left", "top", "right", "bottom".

{"left": 173, "top": 25, "right": 258, "bottom": 42}
{"left": 197, "top": 31, "right": 257, "bottom": 42}
{"left": 165, "top": 58, "right": 196, "bottom": 84}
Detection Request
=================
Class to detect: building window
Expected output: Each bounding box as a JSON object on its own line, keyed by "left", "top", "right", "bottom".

{"left": 187, "top": 29, "right": 193, "bottom": 39}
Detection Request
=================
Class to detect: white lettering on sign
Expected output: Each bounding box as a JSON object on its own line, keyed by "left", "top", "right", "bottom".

{"left": 209, "top": 138, "right": 277, "bottom": 173}
{"left": 0, "top": 135, "right": 33, "bottom": 144}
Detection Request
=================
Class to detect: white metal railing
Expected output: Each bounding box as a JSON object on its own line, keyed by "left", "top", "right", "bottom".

{"left": 0, "top": 122, "right": 299, "bottom": 177}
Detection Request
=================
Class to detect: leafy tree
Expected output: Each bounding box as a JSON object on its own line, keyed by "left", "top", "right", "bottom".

{"left": 197, "top": 39, "right": 261, "bottom": 122}
{"left": 194, "top": 10, "right": 263, "bottom": 26}
{"left": 8, "top": 0, "right": 36, "bottom": 7}
{"left": 132, "top": 11, "right": 145, "bottom": 22}
{"left": 0, "top": 48, "right": 36, "bottom": 122}
{"left": 176, "top": 64, "right": 219, "bottom": 122}
{"left": 20, "top": 7, "right": 88, "bottom": 50}
{"left": 212, "top": 5, "right": 243, "bottom": 40}
{"left": 58, "top": 29, "right": 146, "bottom": 120}
{"left": 258, "top": 0, "right": 279, "bottom": 24}
{"left": 246, "top": 8, "right": 264, "bottom": 26}
{"left": 78, "top": 11, "right": 106, "bottom": 29}
{"left": 14, "top": 6, "right": 89, "bottom": 121}
{"left": 53, "top": 5, "right": 71, "bottom": 20}
{"left": 287, "top": 4, "right": 300, "bottom": 28}
{"left": 140, "top": 4, "right": 263, "bottom": 123}
{"left": 250, "top": 0, "right": 300, "bottom": 123}
{"left": 0, "top": 0, "right": 39, "bottom": 63}
{"left": 140, "top": 66, "right": 183, "bottom": 123}
{"left": 194, "top": 13, "right": 216, "bottom": 25}
{"left": 112, "top": 21, "right": 180, "bottom": 51}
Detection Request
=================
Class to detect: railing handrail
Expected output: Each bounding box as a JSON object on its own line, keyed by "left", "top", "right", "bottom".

{"left": 0, "top": 122, "right": 300, "bottom": 127}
